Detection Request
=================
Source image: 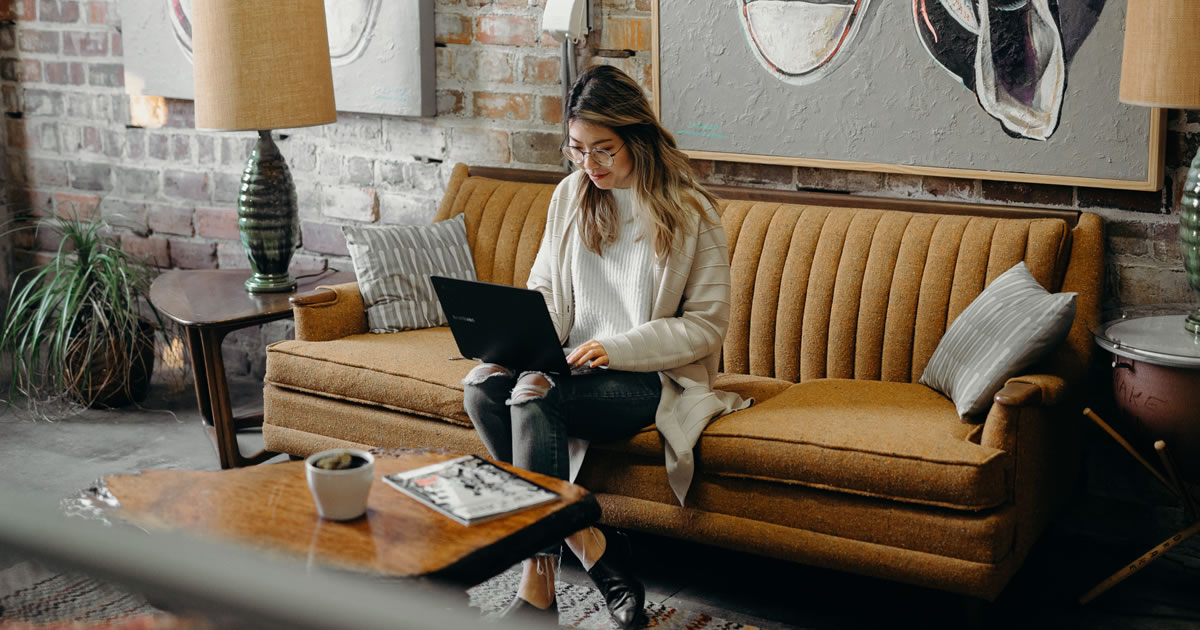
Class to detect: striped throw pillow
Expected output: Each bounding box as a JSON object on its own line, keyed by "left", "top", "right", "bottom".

{"left": 920, "top": 261, "right": 1076, "bottom": 418}
{"left": 342, "top": 214, "right": 476, "bottom": 333}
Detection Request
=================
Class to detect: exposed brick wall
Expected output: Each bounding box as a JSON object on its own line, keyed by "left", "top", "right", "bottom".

{"left": 0, "top": 0, "right": 1194, "bottom": 379}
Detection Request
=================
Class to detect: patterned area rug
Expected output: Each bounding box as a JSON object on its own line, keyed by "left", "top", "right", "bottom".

{"left": 0, "top": 560, "right": 206, "bottom": 630}
{"left": 468, "top": 567, "right": 759, "bottom": 629}
{"left": 0, "top": 561, "right": 758, "bottom": 630}
{"left": 0, "top": 561, "right": 153, "bottom": 624}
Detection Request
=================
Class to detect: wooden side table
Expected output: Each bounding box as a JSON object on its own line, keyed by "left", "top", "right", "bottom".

{"left": 1081, "top": 307, "right": 1200, "bottom": 604}
{"left": 149, "top": 269, "right": 355, "bottom": 469}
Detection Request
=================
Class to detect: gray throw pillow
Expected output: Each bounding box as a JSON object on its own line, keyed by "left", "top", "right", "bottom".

{"left": 342, "top": 214, "right": 476, "bottom": 333}
{"left": 920, "top": 261, "right": 1076, "bottom": 418}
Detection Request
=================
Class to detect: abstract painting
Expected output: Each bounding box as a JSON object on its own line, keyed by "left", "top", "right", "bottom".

{"left": 121, "top": 0, "right": 435, "bottom": 117}
{"left": 656, "top": 0, "right": 1163, "bottom": 190}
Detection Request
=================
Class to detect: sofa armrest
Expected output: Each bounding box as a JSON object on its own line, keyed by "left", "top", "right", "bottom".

{"left": 979, "top": 371, "right": 1081, "bottom": 557}
{"left": 980, "top": 374, "right": 1069, "bottom": 453}
{"left": 290, "top": 281, "right": 369, "bottom": 342}
{"left": 993, "top": 374, "right": 1068, "bottom": 408}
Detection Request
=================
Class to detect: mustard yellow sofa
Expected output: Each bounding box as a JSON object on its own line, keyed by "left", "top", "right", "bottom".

{"left": 262, "top": 164, "right": 1103, "bottom": 601}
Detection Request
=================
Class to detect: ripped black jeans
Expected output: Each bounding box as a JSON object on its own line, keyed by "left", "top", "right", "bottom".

{"left": 462, "top": 364, "right": 661, "bottom": 484}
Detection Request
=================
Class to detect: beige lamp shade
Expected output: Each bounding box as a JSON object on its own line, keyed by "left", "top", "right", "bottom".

{"left": 192, "top": 0, "right": 337, "bottom": 131}
{"left": 1120, "top": 0, "right": 1200, "bottom": 109}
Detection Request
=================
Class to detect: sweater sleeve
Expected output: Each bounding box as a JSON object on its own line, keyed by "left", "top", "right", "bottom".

{"left": 526, "top": 221, "right": 555, "bottom": 302}
{"left": 527, "top": 175, "right": 575, "bottom": 343}
{"left": 599, "top": 213, "right": 731, "bottom": 372}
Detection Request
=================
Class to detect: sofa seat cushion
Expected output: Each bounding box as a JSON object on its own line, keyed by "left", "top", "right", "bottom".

{"left": 266, "top": 327, "right": 476, "bottom": 427}
{"left": 267, "top": 329, "right": 796, "bottom": 435}
{"left": 699, "top": 379, "right": 1009, "bottom": 511}
{"left": 587, "top": 372, "right": 795, "bottom": 459}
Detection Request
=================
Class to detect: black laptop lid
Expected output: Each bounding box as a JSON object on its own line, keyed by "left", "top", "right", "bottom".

{"left": 430, "top": 276, "right": 571, "bottom": 374}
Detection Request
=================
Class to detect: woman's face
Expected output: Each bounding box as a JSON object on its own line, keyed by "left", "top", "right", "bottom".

{"left": 567, "top": 120, "right": 634, "bottom": 190}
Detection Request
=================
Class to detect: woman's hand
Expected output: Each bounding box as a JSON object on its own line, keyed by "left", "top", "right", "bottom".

{"left": 567, "top": 340, "right": 610, "bottom": 368}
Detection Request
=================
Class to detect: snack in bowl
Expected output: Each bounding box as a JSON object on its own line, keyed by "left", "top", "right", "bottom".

{"left": 304, "top": 448, "right": 375, "bottom": 520}
{"left": 312, "top": 451, "right": 366, "bottom": 470}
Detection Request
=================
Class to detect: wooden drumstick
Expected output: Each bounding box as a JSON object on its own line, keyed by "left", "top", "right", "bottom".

{"left": 1079, "top": 519, "right": 1200, "bottom": 605}
{"left": 1082, "top": 408, "right": 1171, "bottom": 489}
{"left": 1155, "top": 440, "right": 1199, "bottom": 519}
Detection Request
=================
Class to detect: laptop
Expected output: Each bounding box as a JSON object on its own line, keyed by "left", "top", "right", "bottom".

{"left": 430, "top": 275, "right": 571, "bottom": 374}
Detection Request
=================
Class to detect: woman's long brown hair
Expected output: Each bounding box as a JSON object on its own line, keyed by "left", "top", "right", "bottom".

{"left": 565, "top": 64, "right": 718, "bottom": 258}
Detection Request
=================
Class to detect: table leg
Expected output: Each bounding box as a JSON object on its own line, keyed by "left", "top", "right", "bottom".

{"left": 185, "top": 327, "right": 213, "bottom": 426}
{"left": 197, "top": 328, "right": 238, "bottom": 469}
{"left": 195, "top": 328, "right": 278, "bottom": 469}
{"left": 236, "top": 413, "right": 265, "bottom": 431}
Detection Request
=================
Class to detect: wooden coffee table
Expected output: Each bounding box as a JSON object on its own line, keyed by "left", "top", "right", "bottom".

{"left": 90, "top": 450, "right": 600, "bottom": 586}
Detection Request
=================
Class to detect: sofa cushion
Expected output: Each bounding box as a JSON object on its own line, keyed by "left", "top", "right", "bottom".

{"left": 267, "top": 330, "right": 797, "bottom": 436}
{"left": 266, "top": 327, "right": 476, "bottom": 427}
{"left": 920, "top": 261, "right": 1077, "bottom": 418}
{"left": 698, "top": 379, "right": 1008, "bottom": 511}
{"left": 342, "top": 215, "right": 476, "bottom": 333}
{"left": 587, "top": 372, "right": 795, "bottom": 459}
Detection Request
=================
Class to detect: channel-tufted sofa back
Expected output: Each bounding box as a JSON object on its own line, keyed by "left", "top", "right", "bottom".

{"left": 433, "top": 169, "right": 554, "bottom": 288}
{"left": 719, "top": 202, "right": 1072, "bottom": 384}
{"left": 433, "top": 164, "right": 1100, "bottom": 388}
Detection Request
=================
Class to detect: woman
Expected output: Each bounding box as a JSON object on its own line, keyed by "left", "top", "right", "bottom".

{"left": 462, "top": 64, "right": 748, "bottom": 628}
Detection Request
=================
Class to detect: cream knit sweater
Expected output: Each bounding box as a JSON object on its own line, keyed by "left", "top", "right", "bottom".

{"left": 566, "top": 187, "right": 657, "bottom": 351}
{"left": 528, "top": 171, "right": 749, "bottom": 505}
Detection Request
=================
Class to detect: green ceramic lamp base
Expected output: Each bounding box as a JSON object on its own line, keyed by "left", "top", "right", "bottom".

{"left": 1181, "top": 149, "right": 1200, "bottom": 333}
{"left": 245, "top": 272, "right": 297, "bottom": 294}
{"left": 1186, "top": 312, "right": 1200, "bottom": 335}
{"left": 238, "top": 130, "right": 300, "bottom": 295}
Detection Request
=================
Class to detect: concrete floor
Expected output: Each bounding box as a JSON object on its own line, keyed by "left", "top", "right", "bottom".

{"left": 1, "top": 376, "right": 1198, "bottom": 629}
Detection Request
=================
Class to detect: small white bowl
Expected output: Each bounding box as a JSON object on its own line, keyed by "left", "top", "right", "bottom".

{"left": 304, "top": 448, "right": 375, "bottom": 521}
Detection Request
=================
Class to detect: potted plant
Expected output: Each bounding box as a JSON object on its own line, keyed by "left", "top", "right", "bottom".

{"left": 1, "top": 211, "right": 164, "bottom": 413}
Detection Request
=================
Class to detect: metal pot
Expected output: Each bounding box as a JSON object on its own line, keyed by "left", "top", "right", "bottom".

{"left": 1110, "top": 355, "right": 1200, "bottom": 482}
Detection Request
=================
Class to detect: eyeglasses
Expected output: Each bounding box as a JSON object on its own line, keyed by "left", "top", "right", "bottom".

{"left": 561, "top": 143, "right": 625, "bottom": 167}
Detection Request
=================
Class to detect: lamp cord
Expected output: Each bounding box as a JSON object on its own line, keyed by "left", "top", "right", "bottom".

{"left": 294, "top": 260, "right": 339, "bottom": 282}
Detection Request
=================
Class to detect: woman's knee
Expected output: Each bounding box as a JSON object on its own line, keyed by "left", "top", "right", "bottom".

{"left": 463, "top": 364, "right": 512, "bottom": 406}
{"left": 463, "top": 364, "right": 516, "bottom": 426}
{"left": 508, "top": 372, "right": 561, "bottom": 432}
{"left": 507, "top": 372, "right": 555, "bottom": 405}
{"left": 462, "top": 363, "right": 513, "bottom": 386}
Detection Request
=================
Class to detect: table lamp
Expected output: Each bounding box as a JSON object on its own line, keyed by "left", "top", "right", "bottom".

{"left": 191, "top": 0, "right": 337, "bottom": 293}
{"left": 1119, "top": 0, "right": 1200, "bottom": 331}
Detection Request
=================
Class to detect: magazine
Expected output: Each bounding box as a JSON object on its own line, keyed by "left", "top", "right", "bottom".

{"left": 382, "top": 455, "right": 560, "bottom": 525}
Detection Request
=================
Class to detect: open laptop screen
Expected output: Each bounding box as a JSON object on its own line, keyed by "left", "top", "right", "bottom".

{"left": 430, "top": 276, "right": 571, "bottom": 374}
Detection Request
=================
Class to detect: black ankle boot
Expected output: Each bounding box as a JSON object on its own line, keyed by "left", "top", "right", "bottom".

{"left": 499, "top": 594, "right": 559, "bottom": 627}
{"left": 586, "top": 530, "right": 646, "bottom": 629}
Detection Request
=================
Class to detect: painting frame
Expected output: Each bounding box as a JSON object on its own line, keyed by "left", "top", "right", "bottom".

{"left": 651, "top": 0, "right": 1165, "bottom": 192}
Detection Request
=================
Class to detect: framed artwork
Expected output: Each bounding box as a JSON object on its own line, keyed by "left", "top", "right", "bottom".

{"left": 653, "top": 0, "right": 1165, "bottom": 191}
{"left": 121, "top": 0, "right": 435, "bottom": 117}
